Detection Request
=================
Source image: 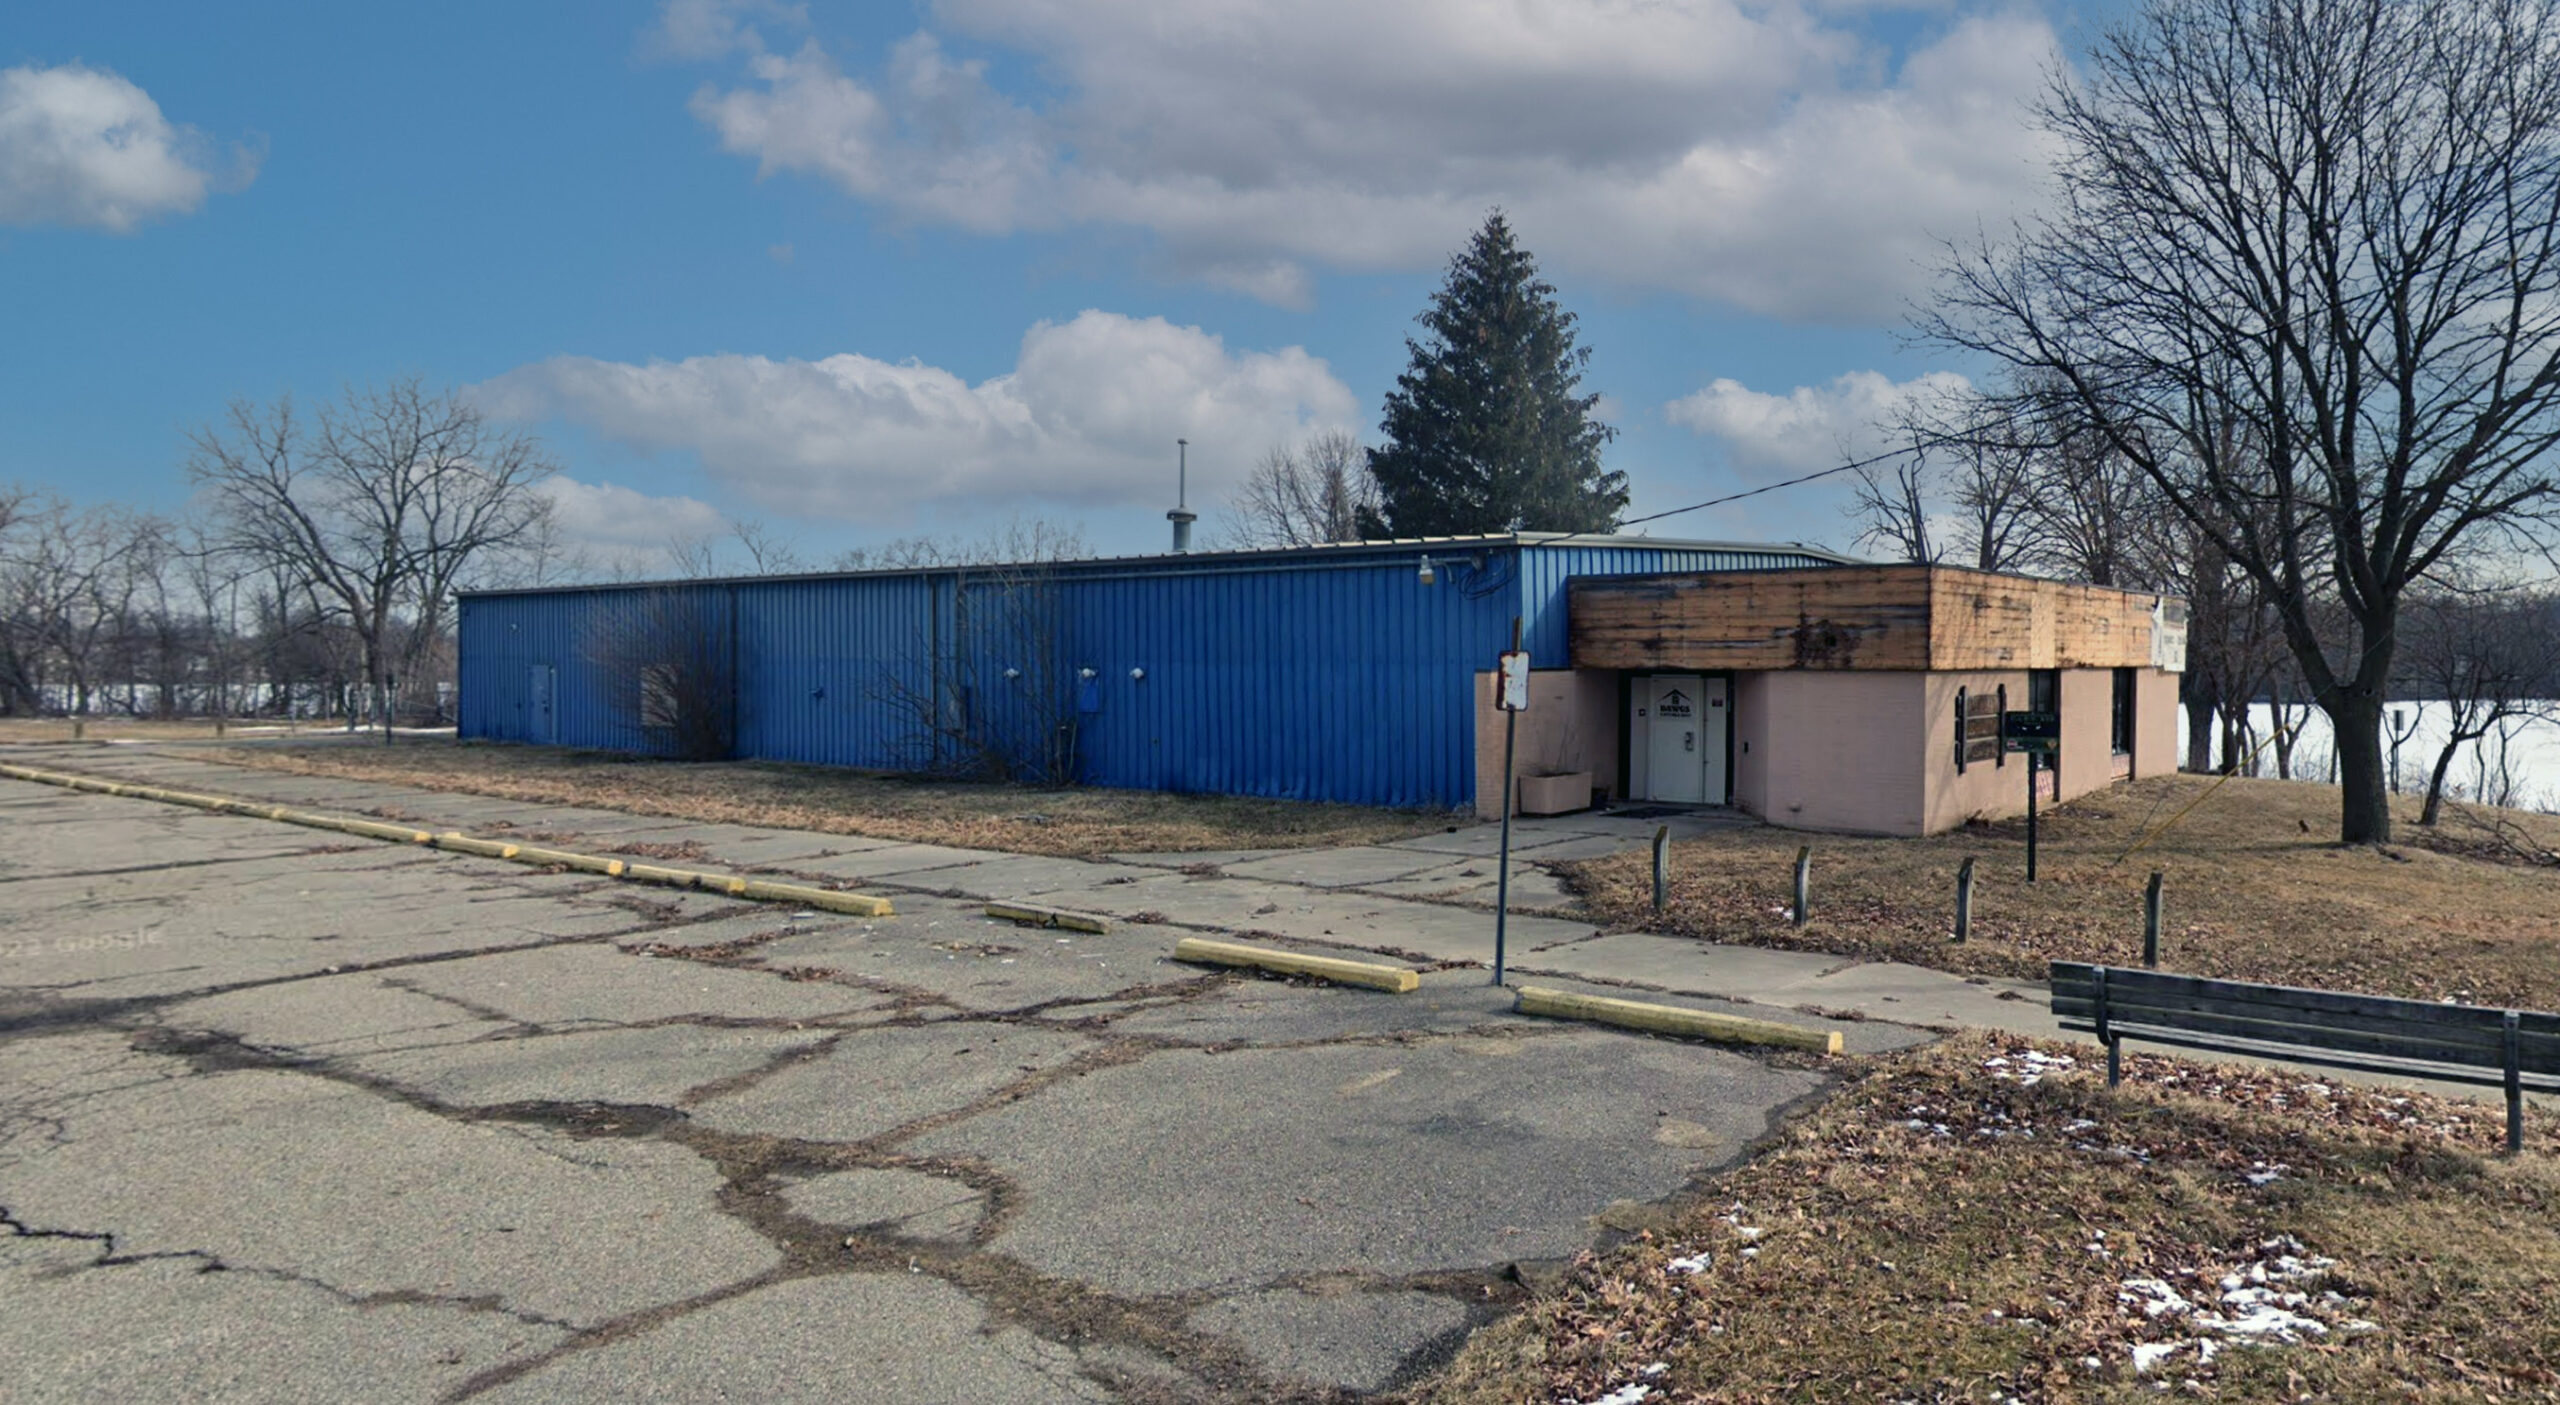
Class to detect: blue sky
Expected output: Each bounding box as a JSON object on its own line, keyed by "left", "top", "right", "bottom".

{"left": 2, "top": 0, "right": 2098, "bottom": 571}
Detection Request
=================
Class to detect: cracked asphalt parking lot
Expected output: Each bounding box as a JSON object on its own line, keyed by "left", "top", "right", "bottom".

{"left": 0, "top": 775, "right": 1842, "bottom": 1403}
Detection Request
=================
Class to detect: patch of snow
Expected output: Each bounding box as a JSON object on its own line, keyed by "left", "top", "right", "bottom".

{"left": 1984, "top": 1048, "right": 2077, "bottom": 1086}
{"left": 1665, "top": 1254, "right": 1711, "bottom": 1275}
{"left": 1585, "top": 1385, "right": 1653, "bottom": 1405}
{"left": 2119, "top": 1279, "right": 2197, "bottom": 1319}
{"left": 2112, "top": 1237, "right": 2374, "bottom": 1373}
{"left": 2131, "top": 1341, "right": 2185, "bottom": 1373}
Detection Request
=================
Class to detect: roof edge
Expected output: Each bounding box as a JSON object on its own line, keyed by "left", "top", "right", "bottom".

{"left": 461, "top": 532, "right": 1858, "bottom": 599}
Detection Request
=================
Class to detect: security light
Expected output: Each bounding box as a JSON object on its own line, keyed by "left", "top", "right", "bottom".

{"left": 1417, "top": 553, "right": 1438, "bottom": 586}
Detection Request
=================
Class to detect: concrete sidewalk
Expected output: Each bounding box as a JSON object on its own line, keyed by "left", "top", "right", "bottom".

{"left": 1, "top": 742, "right": 2059, "bottom": 1044}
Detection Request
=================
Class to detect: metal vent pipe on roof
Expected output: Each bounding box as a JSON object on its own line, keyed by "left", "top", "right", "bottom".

{"left": 1167, "top": 437, "right": 1197, "bottom": 553}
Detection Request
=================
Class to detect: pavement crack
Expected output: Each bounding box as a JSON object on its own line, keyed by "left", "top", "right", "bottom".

{"left": 0, "top": 1204, "right": 217, "bottom": 1270}
{"left": 868, "top": 1040, "right": 1162, "bottom": 1149}
{"left": 677, "top": 1032, "right": 847, "bottom": 1106}
{"left": 439, "top": 1272, "right": 785, "bottom": 1401}
{"left": 3, "top": 1202, "right": 576, "bottom": 1338}
{"left": 0, "top": 918, "right": 717, "bottom": 1050}
{"left": 376, "top": 976, "right": 549, "bottom": 1038}
{"left": 0, "top": 852, "right": 345, "bottom": 885}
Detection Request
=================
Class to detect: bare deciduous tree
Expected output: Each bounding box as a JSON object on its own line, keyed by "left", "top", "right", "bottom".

{"left": 1848, "top": 391, "right": 2039, "bottom": 571}
{"left": 188, "top": 379, "right": 558, "bottom": 741}
{"left": 1223, "top": 430, "right": 1379, "bottom": 548}
{"left": 2011, "top": 382, "right": 2175, "bottom": 588}
{"left": 1846, "top": 441, "right": 1939, "bottom": 565}
{"left": 0, "top": 493, "right": 165, "bottom": 716}
{"left": 857, "top": 518, "right": 1093, "bottom": 784}
{"left": 662, "top": 518, "right": 808, "bottom": 580}
{"left": 588, "top": 587, "right": 738, "bottom": 761}
{"left": 2399, "top": 588, "right": 2560, "bottom": 824}
{"left": 1928, "top": 0, "right": 2560, "bottom": 843}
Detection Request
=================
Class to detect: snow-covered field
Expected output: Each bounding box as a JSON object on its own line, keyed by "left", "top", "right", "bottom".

{"left": 2176, "top": 700, "right": 2560, "bottom": 814}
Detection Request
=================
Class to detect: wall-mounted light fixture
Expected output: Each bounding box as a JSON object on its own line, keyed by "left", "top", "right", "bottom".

{"left": 1417, "top": 553, "right": 1438, "bottom": 586}
{"left": 1003, "top": 667, "right": 1021, "bottom": 680}
{"left": 1078, "top": 667, "right": 1098, "bottom": 680}
{"left": 1129, "top": 667, "right": 1146, "bottom": 681}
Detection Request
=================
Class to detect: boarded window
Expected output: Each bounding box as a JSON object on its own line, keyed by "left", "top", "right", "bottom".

{"left": 1955, "top": 687, "right": 2003, "bottom": 770}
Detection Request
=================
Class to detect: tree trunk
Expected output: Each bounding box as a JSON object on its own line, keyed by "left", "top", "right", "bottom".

{"left": 2184, "top": 693, "right": 2214, "bottom": 772}
{"left": 2419, "top": 739, "right": 2463, "bottom": 826}
{"left": 2328, "top": 692, "right": 2393, "bottom": 844}
{"left": 2269, "top": 686, "right": 2295, "bottom": 780}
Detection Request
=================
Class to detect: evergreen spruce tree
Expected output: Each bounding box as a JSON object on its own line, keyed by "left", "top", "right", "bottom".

{"left": 1361, "top": 213, "right": 1626, "bottom": 537}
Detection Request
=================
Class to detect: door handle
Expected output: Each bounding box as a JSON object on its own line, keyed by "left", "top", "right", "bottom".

{"left": 1684, "top": 731, "right": 1695, "bottom": 752}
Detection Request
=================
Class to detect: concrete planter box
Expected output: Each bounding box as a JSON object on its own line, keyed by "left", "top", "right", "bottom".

{"left": 1517, "top": 771, "right": 1594, "bottom": 816}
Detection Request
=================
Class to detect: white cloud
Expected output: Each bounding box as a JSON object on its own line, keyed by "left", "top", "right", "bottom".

{"left": 670, "top": 1, "right": 2059, "bottom": 319}
{"left": 1666, "top": 369, "right": 1971, "bottom": 476}
{"left": 644, "top": 0, "right": 805, "bottom": 60}
{"left": 539, "top": 476, "right": 730, "bottom": 557}
{"left": 480, "top": 310, "right": 1358, "bottom": 522}
{"left": 0, "top": 62, "right": 252, "bottom": 232}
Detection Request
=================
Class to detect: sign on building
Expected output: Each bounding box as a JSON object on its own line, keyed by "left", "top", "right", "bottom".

{"left": 2151, "top": 598, "right": 2189, "bottom": 673}
{"left": 1497, "top": 650, "right": 1531, "bottom": 712}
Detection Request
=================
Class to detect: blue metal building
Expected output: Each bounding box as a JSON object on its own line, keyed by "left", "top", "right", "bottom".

{"left": 457, "top": 533, "right": 1845, "bottom": 812}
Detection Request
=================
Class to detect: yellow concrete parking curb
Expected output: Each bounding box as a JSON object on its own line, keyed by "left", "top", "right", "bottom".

{"left": 1172, "top": 936, "right": 1420, "bottom": 993}
{"left": 738, "top": 879, "right": 893, "bottom": 918}
{"left": 1512, "top": 984, "right": 1842, "bottom": 1054}
{"left": 433, "top": 832, "right": 522, "bottom": 860}
{"left": 313, "top": 816, "right": 438, "bottom": 845}
{"left": 0, "top": 760, "right": 894, "bottom": 918}
{"left": 506, "top": 845, "right": 627, "bottom": 877}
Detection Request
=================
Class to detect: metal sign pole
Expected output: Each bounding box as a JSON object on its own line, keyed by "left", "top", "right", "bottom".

{"left": 1494, "top": 707, "right": 1518, "bottom": 984}
{"left": 1492, "top": 620, "right": 1526, "bottom": 986}
{"left": 2002, "top": 708, "right": 2057, "bottom": 884}
{"left": 2026, "top": 751, "right": 2039, "bottom": 883}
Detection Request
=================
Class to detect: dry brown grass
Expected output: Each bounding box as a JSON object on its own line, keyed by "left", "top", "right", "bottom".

{"left": 1570, "top": 774, "right": 2560, "bottom": 1008}
{"left": 1418, "top": 1031, "right": 2560, "bottom": 1405}
{"left": 197, "top": 738, "right": 1448, "bottom": 858}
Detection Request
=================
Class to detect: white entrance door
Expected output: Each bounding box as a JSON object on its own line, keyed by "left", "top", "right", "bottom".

{"left": 1643, "top": 675, "right": 1726, "bottom": 804}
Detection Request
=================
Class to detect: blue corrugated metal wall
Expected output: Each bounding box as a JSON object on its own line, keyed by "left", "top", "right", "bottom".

{"left": 458, "top": 537, "right": 1835, "bottom": 810}
{"left": 1515, "top": 542, "right": 1839, "bottom": 665}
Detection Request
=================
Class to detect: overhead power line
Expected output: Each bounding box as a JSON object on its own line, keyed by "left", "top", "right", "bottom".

{"left": 1616, "top": 440, "right": 1930, "bottom": 529}
{"left": 1619, "top": 410, "right": 2053, "bottom": 530}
